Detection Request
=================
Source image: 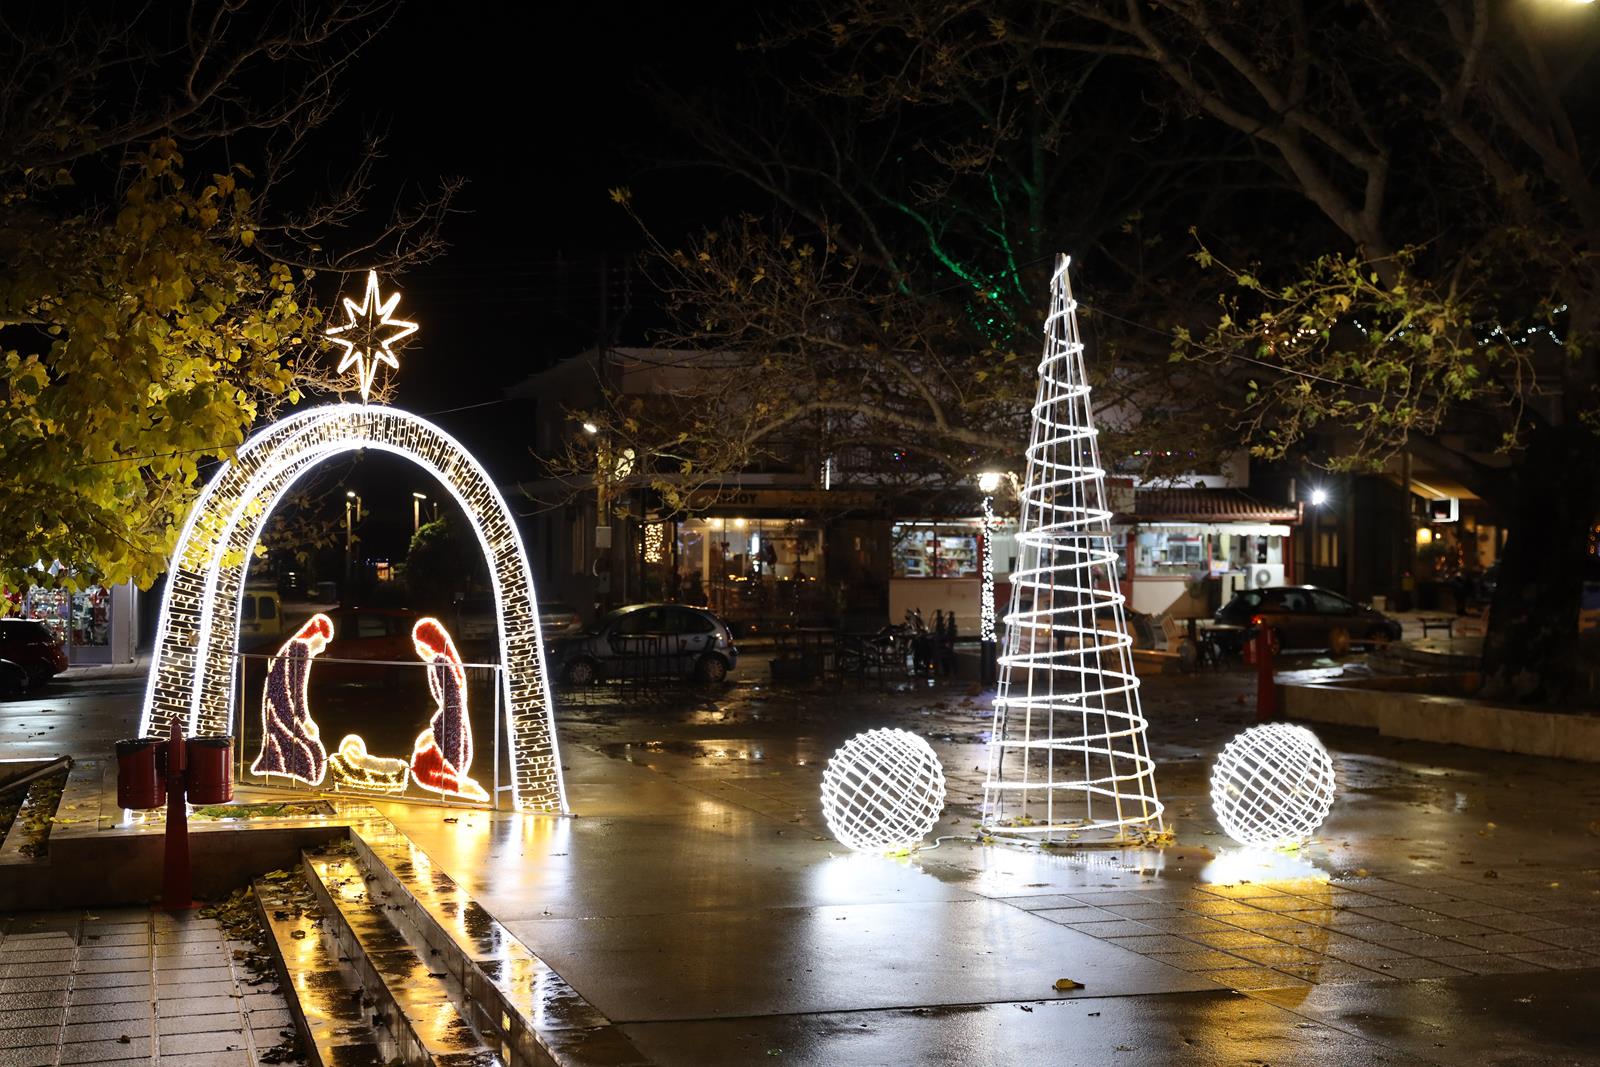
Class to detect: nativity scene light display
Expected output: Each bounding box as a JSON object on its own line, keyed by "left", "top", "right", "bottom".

{"left": 250, "top": 613, "right": 490, "bottom": 803}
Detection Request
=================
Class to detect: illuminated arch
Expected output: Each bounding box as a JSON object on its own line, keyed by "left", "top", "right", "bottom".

{"left": 138, "top": 403, "right": 567, "bottom": 814}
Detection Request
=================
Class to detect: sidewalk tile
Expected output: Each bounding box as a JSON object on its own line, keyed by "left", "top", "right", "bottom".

{"left": 0, "top": 1025, "right": 62, "bottom": 1049}
{"left": 72, "top": 969, "right": 150, "bottom": 989}
{"left": 0, "top": 974, "right": 71, "bottom": 993}
{"left": 1367, "top": 957, "right": 1470, "bottom": 979}
{"left": 79, "top": 945, "right": 151, "bottom": 961}
{"left": 58, "top": 1036, "right": 151, "bottom": 1063}
{"left": 155, "top": 965, "right": 234, "bottom": 985}
{"left": 2, "top": 991, "right": 68, "bottom": 1010}
{"left": 1447, "top": 932, "right": 1551, "bottom": 954}
{"left": 157, "top": 1012, "right": 245, "bottom": 1037}
{"left": 159, "top": 1052, "right": 251, "bottom": 1067}
{"left": 61, "top": 1017, "right": 151, "bottom": 1043}
{"left": 1028, "top": 906, "right": 1118, "bottom": 924}
{"left": 0, "top": 1008, "right": 64, "bottom": 1031}
{"left": 155, "top": 995, "right": 239, "bottom": 1015}
{"left": 1199, "top": 966, "right": 1301, "bottom": 991}
{"left": 75, "top": 956, "right": 150, "bottom": 974}
{"left": 1506, "top": 949, "right": 1600, "bottom": 970}
{"left": 66, "top": 1001, "right": 148, "bottom": 1025}
{"left": 1145, "top": 948, "right": 1253, "bottom": 971}
{"left": 1469, "top": 912, "right": 1565, "bottom": 933}
{"left": 1442, "top": 953, "right": 1550, "bottom": 975}
{"left": 0, "top": 1046, "right": 56, "bottom": 1067}
{"left": 159, "top": 1029, "right": 249, "bottom": 1055}
{"left": 68, "top": 983, "right": 151, "bottom": 1005}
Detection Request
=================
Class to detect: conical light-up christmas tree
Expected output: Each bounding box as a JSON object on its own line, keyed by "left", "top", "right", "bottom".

{"left": 982, "top": 256, "right": 1164, "bottom": 843}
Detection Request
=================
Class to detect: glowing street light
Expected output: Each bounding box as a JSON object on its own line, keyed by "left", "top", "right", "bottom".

{"left": 1310, "top": 487, "right": 1328, "bottom": 507}
{"left": 412, "top": 491, "right": 428, "bottom": 535}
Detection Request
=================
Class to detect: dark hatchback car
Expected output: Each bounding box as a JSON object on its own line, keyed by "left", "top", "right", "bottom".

{"left": 1214, "top": 585, "right": 1402, "bottom": 654}
{"left": 548, "top": 604, "right": 737, "bottom": 685}
{"left": 0, "top": 619, "right": 69, "bottom": 688}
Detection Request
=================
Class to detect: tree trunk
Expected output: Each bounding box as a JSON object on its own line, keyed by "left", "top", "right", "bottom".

{"left": 1479, "top": 423, "right": 1600, "bottom": 704}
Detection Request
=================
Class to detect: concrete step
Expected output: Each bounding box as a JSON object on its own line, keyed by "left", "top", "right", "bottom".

{"left": 301, "top": 842, "right": 504, "bottom": 1066}
{"left": 348, "top": 826, "right": 649, "bottom": 1066}
{"left": 0, "top": 757, "right": 71, "bottom": 865}
{"left": 254, "top": 866, "right": 396, "bottom": 1066}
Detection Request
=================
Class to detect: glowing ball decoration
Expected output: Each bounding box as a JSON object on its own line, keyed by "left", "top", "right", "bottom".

{"left": 1210, "top": 724, "right": 1337, "bottom": 848}
{"left": 821, "top": 729, "right": 946, "bottom": 853}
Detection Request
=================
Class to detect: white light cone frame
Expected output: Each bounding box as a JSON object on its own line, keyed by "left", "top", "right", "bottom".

{"left": 821, "top": 728, "right": 946, "bottom": 853}
{"left": 982, "top": 256, "right": 1164, "bottom": 841}
{"left": 138, "top": 403, "right": 567, "bottom": 815}
{"left": 1210, "top": 724, "right": 1336, "bottom": 847}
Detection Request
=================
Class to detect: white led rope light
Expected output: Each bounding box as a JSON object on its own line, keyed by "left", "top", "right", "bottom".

{"left": 1210, "top": 724, "right": 1336, "bottom": 847}
{"left": 138, "top": 403, "right": 568, "bottom": 815}
{"left": 979, "top": 495, "right": 998, "bottom": 644}
{"left": 982, "top": 256, "right": 1164, "bottom": 841}
{"left": 820, "top": 728, "right": 946, "bottom": 853}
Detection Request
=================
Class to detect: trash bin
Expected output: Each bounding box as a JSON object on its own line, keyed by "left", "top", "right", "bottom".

{"left": 184, "top": 736, "right": 234, "bottom": 805}
{"left": 115, "top": 736, "right": 167, "bottom": 809}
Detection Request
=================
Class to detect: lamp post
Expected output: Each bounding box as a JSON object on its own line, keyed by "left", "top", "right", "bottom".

{"left": 412, "top": 491, "right": 428, "bottom": 536}
{"left": 978, "top": 471, "right": 1003, "bottom": 685}
{"left": 344, "top": 490, "right": 362, "bottom": 602}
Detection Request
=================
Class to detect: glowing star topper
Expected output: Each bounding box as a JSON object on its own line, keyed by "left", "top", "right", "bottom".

{"left": 324, "top": 270, "right": 418, "bottom": 402}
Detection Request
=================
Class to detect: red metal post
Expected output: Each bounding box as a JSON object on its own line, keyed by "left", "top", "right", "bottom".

{"left": 1255, "top": 626, "right": 1278, "bottom": 722}
{"left": 161, "top": 718, "right": 194, "bottom": 910}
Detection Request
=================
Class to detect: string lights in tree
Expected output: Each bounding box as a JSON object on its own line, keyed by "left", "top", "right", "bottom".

{"left": 820, "top": 728, "right": 946, "bottom": 853}
{"left": 982, "top": 256, "right": 1164, "bottom": 843}
{"left": 643, "top": 522, "right": 666, "bottom": 564}
{"left": 1210, "top": 724, "right": 1336, "bottom": 848}
{"left": 324, "top": 269, "right": 418, "bottom": 402}
{"left": 140, "top": 275, "right": 567, "bottom": 815}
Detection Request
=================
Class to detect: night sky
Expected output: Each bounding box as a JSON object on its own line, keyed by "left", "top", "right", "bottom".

{"left": 304, "top": 1, "right": 757, "bottom": 559}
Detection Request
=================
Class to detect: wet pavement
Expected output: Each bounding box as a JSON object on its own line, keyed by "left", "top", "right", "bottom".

{"left": 3, "top": 652, "right": 1600, "bottom": 1063}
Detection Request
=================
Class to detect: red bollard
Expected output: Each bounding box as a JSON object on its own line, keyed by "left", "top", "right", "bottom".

{"left": 1255, "top": 624, "right": 1278, "bottom": 722}
{"left": 162, "top": 719, "right": 194, "bottom": 911}
{"left": 115, "top": 737, "right": 166, "bottom": 809}
{"left": 185, "top": 736, "right": 234, "bottom": 805}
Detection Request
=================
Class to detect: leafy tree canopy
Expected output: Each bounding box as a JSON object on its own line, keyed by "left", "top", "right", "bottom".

{"left": 0, "top": 1, "right": 457, "bottom": 594}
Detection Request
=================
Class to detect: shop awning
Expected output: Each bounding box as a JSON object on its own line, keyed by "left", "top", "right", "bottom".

{"left": 1127, "top": 488, "right": 1300, "bottom": 525}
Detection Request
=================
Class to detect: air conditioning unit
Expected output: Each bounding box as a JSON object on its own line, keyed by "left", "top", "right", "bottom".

{"left": 1252, "top": 563, "right": 1285, "bottom": 588}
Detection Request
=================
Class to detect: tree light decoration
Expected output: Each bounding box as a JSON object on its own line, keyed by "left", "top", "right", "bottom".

{"left": 983, "top": 256, "right": 1164, "bottom": 842}
{"left": 643, "top": 522, "right": 666, "bottom": 564}
{"left": 1210, "top": 724, "right": 1336, "bottom": 848}
{"left": 139, "top": 402, "right": 567, "bottom": 814}
{"left": 324, "top": 269, "right": 418, "bottom": 402}
{"left": 408, "top": 618, "right": 489, "bottom": 802}
{"left": 979, "top": 495, "right": 998, "bottom": 643}
{"left": 820, "top": 728, "right": 946, "bottom": 853}
{"left": 250, "top": 614, "right": 334, "bottom": 786}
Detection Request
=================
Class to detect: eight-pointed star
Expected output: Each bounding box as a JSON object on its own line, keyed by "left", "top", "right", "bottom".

{"left": 325, "top": 270, "right": 418, "bottom": 402}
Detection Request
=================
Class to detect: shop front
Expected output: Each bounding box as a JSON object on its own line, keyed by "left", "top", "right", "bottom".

{"left": 888, "top": 517, "right": 1018, "bottom": 633}
{"left": 10, "top": 581, "right": 140, "bottom": 664}
{"left": 662, "top": 516, "right": 827, "bottom": 631}
{"left": 1122, "top": 490, "right": 1300, "bottom": 618}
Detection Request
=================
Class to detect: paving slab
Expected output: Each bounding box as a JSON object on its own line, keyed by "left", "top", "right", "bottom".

{"left": 619, "top": 989, "right": 1429, "bottom": 1067}
{"left": 508, "top": 896, "right": 1217, "bottom": 1023}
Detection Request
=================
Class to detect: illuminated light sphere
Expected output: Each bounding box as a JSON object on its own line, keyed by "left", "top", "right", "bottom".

{"left": 820, "top": 728, "right": 946, "bottom": 853}
{"left": 1310, "top": 488, "right": 1328, "bottom": 506}
{"left": 983, "top": 256, "right": 1163, "bottom": 842}
{"left": 1210, "top": 724, "right": 1337, "bottom": 848}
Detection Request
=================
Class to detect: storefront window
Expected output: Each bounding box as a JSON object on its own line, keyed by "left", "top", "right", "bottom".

{"left": 674, "top": 518, "right": 825, "bottom": 623}
{"left": 892, "top": 522, "right": 980, "bottom": 578}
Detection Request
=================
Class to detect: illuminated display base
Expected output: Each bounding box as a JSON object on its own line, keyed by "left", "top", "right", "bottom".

{"left": 138, "top": 403, "right": 567, "bottom": 815}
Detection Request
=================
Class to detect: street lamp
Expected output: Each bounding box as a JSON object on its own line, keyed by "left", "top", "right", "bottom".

{"left": 412, "top": 491, "right": 428, "bottom": 535}
{"left": 344, "top": 490, "right": 362, "bottom": 602}
{"left": 1310, "top": 487, "right": 1328, "bottom": 507}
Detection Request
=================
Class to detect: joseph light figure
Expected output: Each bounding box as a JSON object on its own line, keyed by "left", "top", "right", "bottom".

{"left": 982, "top": 256, "right": 1164, "bottom": 842}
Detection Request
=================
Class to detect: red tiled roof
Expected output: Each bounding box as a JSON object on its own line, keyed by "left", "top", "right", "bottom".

{"left": 1129, "top": 488, "right": 1300, "bottom": 524}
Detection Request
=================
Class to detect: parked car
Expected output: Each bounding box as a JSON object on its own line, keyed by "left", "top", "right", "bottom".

{"left": 0, "top": 619, "right": 69, "bottom": 686}
{"left": 548, "top": 603, "right": 737, "bottom": 685}
{"left": 0, "top": 659, "right": 32, "bottom": 698}
{"left": 537, "top": 601, "right": 584, "bottom": 638}
{"left": 453, "top": 596, "right": 499, "bottom": 644}
{"left": 1214, "top": 585, "right": 1402, "bottom": 654}
{"left": 238, "top": 587, "right": 284, "bottom": 644}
